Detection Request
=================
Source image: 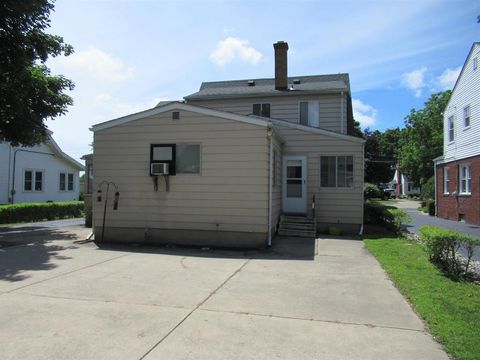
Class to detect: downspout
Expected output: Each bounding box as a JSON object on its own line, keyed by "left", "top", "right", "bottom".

{"left": 7, "top": 144, "right": 12, "bottom": 203}
{"left": 340, "top": 91, "right": 344, "bottom": 134}
{"left": 267, "top": 127, "right": 273, "bottom": 247}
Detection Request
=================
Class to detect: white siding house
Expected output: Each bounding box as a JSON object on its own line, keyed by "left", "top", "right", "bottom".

{"left": 0, "top": 135, "right": 84, "bottom": 204}
{"left": 435, "top": 42, "right": 480, "bottom": 225}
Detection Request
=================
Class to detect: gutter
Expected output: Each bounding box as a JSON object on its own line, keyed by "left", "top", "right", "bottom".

{"left": 340, "top": 91, "right": 344, "bottom": 134}
{"left": 267, "top": 127, "right": 273, "bottom": 247}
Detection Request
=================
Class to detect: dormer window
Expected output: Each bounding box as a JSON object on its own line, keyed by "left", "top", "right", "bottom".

{"left": 253, "top": 103, "right": 270, "bottom": 118}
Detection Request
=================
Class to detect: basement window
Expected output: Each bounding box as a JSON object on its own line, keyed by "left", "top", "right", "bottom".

{"left": 253, "top": 103, "right": 270, "bottom": 118}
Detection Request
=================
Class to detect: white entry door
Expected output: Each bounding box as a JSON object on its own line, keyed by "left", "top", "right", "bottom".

{"left": 282, "top": 156, "right": 307, "bottom": 214}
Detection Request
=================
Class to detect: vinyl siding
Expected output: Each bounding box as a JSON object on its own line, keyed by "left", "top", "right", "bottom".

{"left": 443, "top": 43, "right": 480, "bottom": 161}
{"left": 274, "top": 124, "right": 364, "bottom": 225}
{"left": 271, "top": 131, "right": 283, "bottom": 232}
{"left": 188, "top": 93, "right": 347, "bottom": 134}
{"left": 93, "top": 109, "right": 269, "bottom": 234}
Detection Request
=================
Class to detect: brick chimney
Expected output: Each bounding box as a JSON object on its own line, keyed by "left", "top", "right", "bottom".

{"left": 273, "top": 41, "right": 288, "bottom": 90}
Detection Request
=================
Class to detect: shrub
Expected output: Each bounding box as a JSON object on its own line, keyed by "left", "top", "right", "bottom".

{"left": 364, "top": 183, "right": 381, "bottom": 199}
{"left": 427, "top": 200, "right": 435, "bottom": 216}
{"left": 0, "top": 201, "right": 84, "bottom": 224}
{"left": 364, "top": 201, "right": 411, "bottom": 232}
{"left": 419, "top": 226, "right": 480, "bottom": 278}
{"left": 420, "top": 176, "right": 435, "bottom": 200}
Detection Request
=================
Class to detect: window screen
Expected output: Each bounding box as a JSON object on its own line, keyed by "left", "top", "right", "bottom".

{"left": 176, "top": 145, "right": 200, "bottom": 174}
{"left": 24, "top": 171, "right": 32, "bottom": 191}
{"left": 35, "top": 172, "right": 43, "bottom": 191}
{"left": 68, "top": 173, "right": 74, "bottom": 191}
{"left": 59, "top": 173, "right": 66, "bottom": 191}
{"left": 321, "top": 156, "right": 353, "bottom": 188}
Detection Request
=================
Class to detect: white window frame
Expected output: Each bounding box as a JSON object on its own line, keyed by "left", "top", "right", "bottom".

{"left": 463, "top": 105, "right": 471, "bottom": 129}
{"left": 448, "top": 115, "right": 455, "bottom": 143}
{"left": 299, "top": 101, "right": 320, "bottom": 127}
{"left": 24, "top": 169, "right": 44, "bottom": 192}
{"left": 459, "top": 164, "right": 471, "bottom": 195}
{"left": 175, "top": 143, "right": 201, "bottom": 175}
{"left": 59, "top": 171, "right": 75, "bottom": 191}
{"left": 443, "top": 167, "right": 449, "bottom": 194}
{"left": 320, "top": 155, "right": 354, "bottom": 188}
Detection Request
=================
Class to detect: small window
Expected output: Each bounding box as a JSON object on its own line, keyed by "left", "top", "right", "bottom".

{"left": 252, "top": 103, "right": 270, "bottom": 118}
{"left": 463, "top": 106, "right": 471, "bottom": 128}
{"left": 473, "top": 57, "right": 478, "bottom": 71}
{"left": 448, "top": 116, "right": 455, "bottom": 142}
{"left": 299, "top": 101, "right": 319, "bottom": 127}
{"left": 443, "top": 167, "right": 449, "bottom": 194}
{"left": 68, "top": 173, "right": 74, "bottom": 191}
{"left": 320, "top": 156, "right": 353, "bottom": 188}
{"left": 24, "top": 170, "right": 32, "bottom": 191}
{"left": 35, "top": 171, "right": 43, "bottom": 191}
{"left": 59, "top": 173, "right": 66, "bottom": 191}
{"left": 459, "top": 164, "right": 471, "bottom": 194}
{"left": 176, "top": 144, "right": 200, "bottom": 174}
{"left": 172, "top": 111, "right": 180, "bottom": 120}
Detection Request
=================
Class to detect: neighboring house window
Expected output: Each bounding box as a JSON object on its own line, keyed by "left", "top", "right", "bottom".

{"left": 448, "top": 116, "right": 455, "bottom": 142}
{"left": 176, "top": 144, "right": 200, "bottom": 174}
{"left": 59, "top": 173, "right": 66, "bottom": 191}
{"left": 299, "top": 101, "right": 319, "bottom": 127}
{"left": 25, "top": 170, "right": 43, "bottom": 191}
{"left": 459, "top": 164, "right": 471, "bottom": 194}
{"left": 60, "top": 172, "right": 74, "bottom": 191}
{"left": 443, "top": 167, "right": 449, "bottom": 194}
{"left": 320, "top": 156, "right": 353, "bottom": 188}
{"left": 68, "top": 173, "right": 74, "bottom": 191}
{"left": 473, "top": 57, "right": 478, "bottom": 71}
{"left": 463, "top": 105, "right": 471, "bottom": 128}
{"left": 252, "top": 103, "right": 270, "bottom": 118}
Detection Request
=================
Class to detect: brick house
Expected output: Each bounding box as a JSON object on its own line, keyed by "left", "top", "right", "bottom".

{"left": 434, "top": 42, "right": 480, "bottom": 225}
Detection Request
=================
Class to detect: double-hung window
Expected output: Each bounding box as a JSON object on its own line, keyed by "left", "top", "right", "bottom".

{"left": 448, "top": 116, "right": 455, "bottom": 142}
{"left": 60, "top": 172, "right": 74, "bottom": 191}
{"left": 459, "top": 164, "right": 471, "bottom": 195}
{"left": 25, "top": 170, "right": 43, "bottom": 192}
{"left": 443, "top": 167, "right": 449, "bottom": 194}
{"left": 463, "top": 106, "right": 471, "bottom": 128}
{"left": 252, "top": 103, "right": 270, "bottom": 118}
{"left": 320, "top": 156, "right": 353, "bottom": 188}
{"left": 299, "top": 101, "right": 319, "bottom": 127}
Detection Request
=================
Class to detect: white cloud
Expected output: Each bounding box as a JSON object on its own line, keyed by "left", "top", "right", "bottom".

{"left": 93, "top": 93, "right": 168, "bottom": 120}
{"left": 436, "top": 66, "right": 461, "bottom": 90}
{"left": 401, "top": 67, "right": 427, "bottom": 97}
{"left": 60, "top": 46, "right": 134, "bottom": 81}
{"left": 209, "top": 37, "right": 263, "bottom": 66}
{"left": 352, "top": 99, "right": 378, "bottom": 128}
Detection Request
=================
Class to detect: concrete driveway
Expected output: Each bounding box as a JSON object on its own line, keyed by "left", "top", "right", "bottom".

{"left": 0, "top": 224, "right": 448, "bottom": 359}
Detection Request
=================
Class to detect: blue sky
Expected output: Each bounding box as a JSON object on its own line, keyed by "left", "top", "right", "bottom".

{"left": 46, "top": 0, "right": 479, "bottom": 161}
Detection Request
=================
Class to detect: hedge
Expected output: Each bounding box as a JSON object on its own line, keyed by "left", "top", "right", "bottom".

{"left": 0, "top": 201, "right": 84, "bottom": 224}
{"left": 419, "top": 225, "right": 480, "bottom": 279}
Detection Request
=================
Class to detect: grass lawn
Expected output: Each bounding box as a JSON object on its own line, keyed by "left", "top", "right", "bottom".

{"left": 364, "top": 235, "right": 480, "bottom": 360}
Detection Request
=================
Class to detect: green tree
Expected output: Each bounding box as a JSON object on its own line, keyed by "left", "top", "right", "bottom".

{"left": 0, "top": 0, "right": 74, "bottom": 146}
{"left": 399, "top": 91, "right": 451, "bottom": 186}
{"left": 364, "top": 128, "right": 395, "bottom": 184}
{"left": 379, "top": 127, "right": 403, "bottom": 159}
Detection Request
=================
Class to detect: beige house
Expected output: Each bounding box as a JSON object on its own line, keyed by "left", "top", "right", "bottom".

{"left": 90, "top": 41, "right": 365, "bottom": 248}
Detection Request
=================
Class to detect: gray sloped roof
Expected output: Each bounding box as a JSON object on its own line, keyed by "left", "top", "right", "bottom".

{"left": 184, "top": 74, "right": 351, "bottom": 100}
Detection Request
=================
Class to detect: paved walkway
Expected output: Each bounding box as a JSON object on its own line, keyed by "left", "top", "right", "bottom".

{"left": 0, "top": 223, "right": 448, "bottom": 359}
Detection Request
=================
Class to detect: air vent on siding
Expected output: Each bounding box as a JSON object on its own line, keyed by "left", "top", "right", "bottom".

{"left": 247, "top": 80, "right": 255, "bottom": 86}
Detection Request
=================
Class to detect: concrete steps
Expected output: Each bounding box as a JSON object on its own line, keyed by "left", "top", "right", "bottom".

{"left": 277, "top": 215, "right": 316, "bottom": 238}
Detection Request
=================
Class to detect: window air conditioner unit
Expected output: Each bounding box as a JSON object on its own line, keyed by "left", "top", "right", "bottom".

{"left": 151, "top": 163, "right": 169, "bottom": 175}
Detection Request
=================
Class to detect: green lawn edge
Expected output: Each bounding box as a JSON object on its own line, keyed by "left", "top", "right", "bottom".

{"left": 364, "top": 236, "right": 480, "bottom": 360}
